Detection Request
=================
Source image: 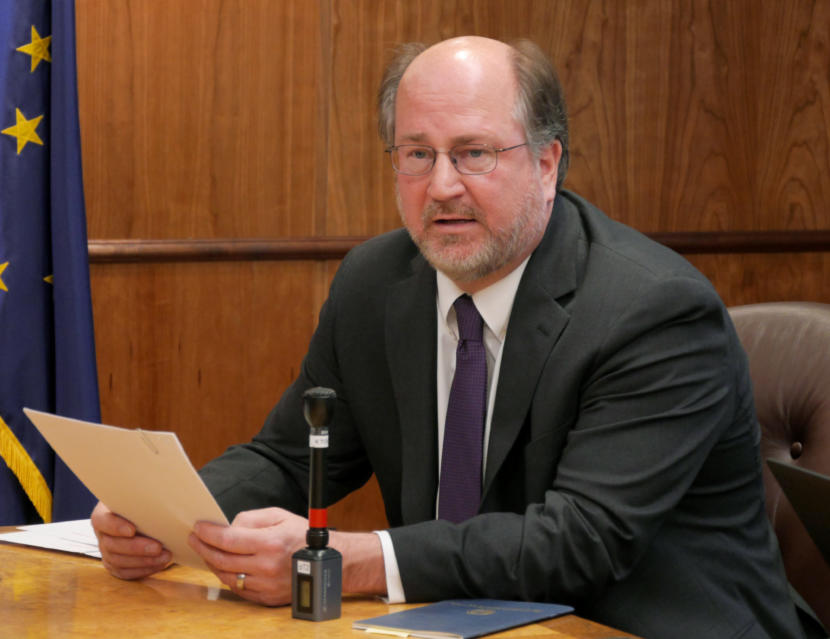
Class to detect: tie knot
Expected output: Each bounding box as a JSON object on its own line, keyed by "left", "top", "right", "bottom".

{"left": 453, "top": 295, "right": 483, "bottom": 342}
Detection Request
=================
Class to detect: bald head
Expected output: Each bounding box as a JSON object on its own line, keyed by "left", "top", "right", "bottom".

{"left": 416, "top": 35, "right": 513, "bottom": 59}
{"left": 395, "top": 38, "right": 516, "bottom": 130}
{"left": 402, "top": 36, "right": 515, "bottom": 91}
{"left": 377, "top": 36, "right": 569, "bottom": 189}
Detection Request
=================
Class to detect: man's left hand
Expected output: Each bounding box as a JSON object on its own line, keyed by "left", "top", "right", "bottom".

{"left": 188, "top": 507, "right": 306, "bottom": 606}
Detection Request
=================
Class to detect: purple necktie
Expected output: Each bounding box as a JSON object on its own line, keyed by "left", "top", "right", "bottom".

{"left": 439, "top": 295, "right": 487, "bottom": 523}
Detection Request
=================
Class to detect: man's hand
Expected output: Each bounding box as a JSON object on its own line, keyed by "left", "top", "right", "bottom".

{"left": 189, "top": 506, "right": 388, "bottom": 606}
{"left": 91, "top": 501, "right": 172, "bottom": 580}
{"left": 188, "top": 507, "right": 308, "bottom": 606}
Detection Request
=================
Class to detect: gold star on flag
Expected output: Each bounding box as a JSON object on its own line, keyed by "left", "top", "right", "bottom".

{"left": 16, "top": 26, "right": 52, "bottom": 72}
{"left": 44, "top": 274, "right": 54, "bottom": 285}
{"left": 2, "top": 108, "right": 44, "bottom": 155}
{"left": 0, "top": 262, "right": 8, "bottom": 292}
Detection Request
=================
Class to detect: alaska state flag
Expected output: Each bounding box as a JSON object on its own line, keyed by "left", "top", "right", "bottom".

{"left": 0, "top": 1, "right": 100, "bottom": 524}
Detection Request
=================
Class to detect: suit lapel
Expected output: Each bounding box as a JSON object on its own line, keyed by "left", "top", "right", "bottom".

{"left": 483, "top": 195, "right": 583, "bottom": 495}
{"left": 386, "top": 255, "right": 439, "bottom": 523}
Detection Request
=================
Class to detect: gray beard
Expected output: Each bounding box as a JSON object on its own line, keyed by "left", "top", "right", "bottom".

{"left": 398, "top": 187, "right": 547, "bottom": 284}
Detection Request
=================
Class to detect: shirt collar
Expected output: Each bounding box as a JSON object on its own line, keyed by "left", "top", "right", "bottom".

{"left": 436, "top": 257, "right": 530, "bottom": 342}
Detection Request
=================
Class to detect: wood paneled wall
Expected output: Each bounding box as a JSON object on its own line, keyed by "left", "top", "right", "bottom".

{"left": 75, "top": 1, "right": 830, "bottom": 531}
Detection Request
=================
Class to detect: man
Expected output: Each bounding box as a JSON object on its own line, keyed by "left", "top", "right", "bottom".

{"left": 93, "top": 36, "right": 806, "bottom": 638}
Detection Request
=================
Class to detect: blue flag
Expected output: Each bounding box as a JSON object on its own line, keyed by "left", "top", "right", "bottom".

{"left": 0, "top": 1, "right": 100, "bottom": 524}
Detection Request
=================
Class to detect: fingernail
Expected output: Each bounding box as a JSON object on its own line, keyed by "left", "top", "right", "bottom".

{"left": 145, "top": 542, "right": 160, "bottom": 554}
{"left": 119, "top": 525, "right": 132, "bottom": 536}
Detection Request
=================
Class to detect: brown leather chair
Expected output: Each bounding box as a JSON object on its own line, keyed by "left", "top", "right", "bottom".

{"left": 729, "top": 302, "right": 830, "bottom": 633}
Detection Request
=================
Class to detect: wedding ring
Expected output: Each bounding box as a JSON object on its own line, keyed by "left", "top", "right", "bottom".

{"left": 236, "top": 573, "right": 247, "bottom": 591}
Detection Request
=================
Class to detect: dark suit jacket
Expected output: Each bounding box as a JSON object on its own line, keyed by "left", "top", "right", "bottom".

{"left": 200, "top": 191, "right": 804, "bottom": 639}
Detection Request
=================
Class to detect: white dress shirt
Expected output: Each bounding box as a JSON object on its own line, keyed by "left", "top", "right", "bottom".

{"left": 374, "top": 258, "right": 530, "bottom": 603}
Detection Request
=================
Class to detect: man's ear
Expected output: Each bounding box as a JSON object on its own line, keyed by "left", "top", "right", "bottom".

{"left": 537, "top": 140, "right": 562, "bottom": 202}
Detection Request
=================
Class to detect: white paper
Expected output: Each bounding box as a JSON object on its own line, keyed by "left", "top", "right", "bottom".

{"left": 23, "top": 408, "right": 229, "bottom": 570}
{"left": 0, "top": 519, "right": 101, "bottom": 557}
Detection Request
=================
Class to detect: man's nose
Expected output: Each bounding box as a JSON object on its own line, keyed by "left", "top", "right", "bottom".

{"left": 426, "top": 152, "right": 465, "bottom": 201}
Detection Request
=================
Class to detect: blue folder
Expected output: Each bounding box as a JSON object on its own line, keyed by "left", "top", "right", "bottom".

{"left": 353, "top": 599, "right": 574, "bottom": 638}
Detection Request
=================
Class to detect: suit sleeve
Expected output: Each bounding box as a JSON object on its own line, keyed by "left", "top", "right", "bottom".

{"left": 388, "top": 276, "right": 743, "bottom": 603}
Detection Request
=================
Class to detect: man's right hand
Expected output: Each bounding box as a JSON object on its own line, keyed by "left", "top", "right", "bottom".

{"left": 91, "top": 501, "right": 172, "bottom": 579}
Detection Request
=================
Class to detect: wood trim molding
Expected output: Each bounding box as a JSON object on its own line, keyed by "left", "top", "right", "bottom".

{"left": 87, "top": 237, "right": 366, "bottom": 263}
{"left": 648, "top": 230, "right": 830, "bottom": 254}
{"left": 87, "top": 230, "right": 830, "bottom": 263}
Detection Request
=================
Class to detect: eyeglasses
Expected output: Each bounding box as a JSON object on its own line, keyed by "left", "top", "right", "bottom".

{"left": 385, "top": 142, "right": 528, "bottom": 176}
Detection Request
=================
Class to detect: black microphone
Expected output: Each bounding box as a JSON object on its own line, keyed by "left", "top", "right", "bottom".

{"left": 291, "top": 387, "right": 342, "bottom": 621}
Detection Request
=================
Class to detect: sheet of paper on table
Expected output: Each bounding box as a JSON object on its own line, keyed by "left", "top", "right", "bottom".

{"left": 21, "top": 408, "right": 229, "bottom": 570}
{"left": 0, "top": 519, "right": 100, "bottom": 557}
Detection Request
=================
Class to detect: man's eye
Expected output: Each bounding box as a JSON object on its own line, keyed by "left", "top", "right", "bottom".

{"left": 410, "top": 149, "right": 429, "bottom": 159}
{"left": 456, "top": 147, "right": 485, "bottom": 160}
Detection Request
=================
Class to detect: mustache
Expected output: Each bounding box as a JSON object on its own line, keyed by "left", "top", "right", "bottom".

{"left": 422, "top": 202, "right": 482, "bottom": 223}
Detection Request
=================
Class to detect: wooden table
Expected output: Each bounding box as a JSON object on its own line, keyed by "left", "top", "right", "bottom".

{"left": 0, "top": 538, "right": 639, "bottom": 638}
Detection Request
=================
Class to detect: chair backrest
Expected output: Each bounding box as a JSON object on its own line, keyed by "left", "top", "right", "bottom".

{"left": 728, "top": 302, "right": 830, "bottom": 631}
